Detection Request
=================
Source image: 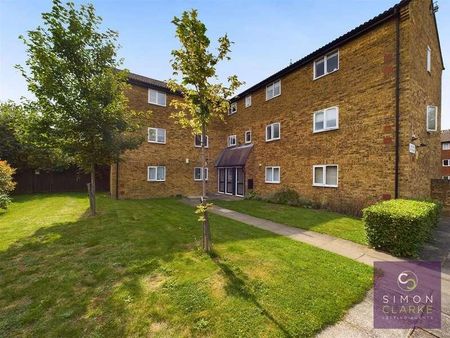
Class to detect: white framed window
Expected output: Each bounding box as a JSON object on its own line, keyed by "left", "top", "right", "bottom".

{"left": 266, "top": 122, "right": 280, "bottom": 142}
{"left": 266, "top": 80, "right": 281, "bottom": 100}
{"left": 265, "top": 166, "right": 280, "bottom": 183}
{"left": 229, "top": 102, "right": 237, "bottom": 115}
{"left": 313, "top": 107, "right": 339, "bottom": 133}
{"left": 148, "top": 127, "right": 166, "bottom": 144}
{"left": 245, "top": 95, "right": 252, "bottom": 108}
{"left": 443, "top": 143, "right": 450, "bottom": 150}
{"left": 194, "top": 167, "right": 208, "bottom": 181}
{"left": 228, "top": 135, "right": 237, "bottom": 147}
{"left": 245, "top": 130, "right": 252, "bottom": 143}
{"left": 443, "top": 176, "right": 450, "bottom": 180}
{"left": 427, "top": 46, "right": 431, "bottom": 73}
{"left": 426, "top": 105, "right": 438, "bottom": 132}
{"left": 314, "top": 50, "right": 339, "bottom": 79}
{"left": 148, "top": 89, "right": 167, "bottom": 106}
{"left": 147, "top": 166, "right": 166, "bottom": 182}
{"left": 442, "top": 160, "right": 450, "bottom": 167}
{"left": 194, "top": 134, "right": 208, "bottom": 148}
{"left": 313, "top": 165, "right": 338, "bottom": 188}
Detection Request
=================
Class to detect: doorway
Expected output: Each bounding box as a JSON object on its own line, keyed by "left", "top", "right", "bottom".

{"left": 217, "top": 167, "right": 244, "bottom": 197}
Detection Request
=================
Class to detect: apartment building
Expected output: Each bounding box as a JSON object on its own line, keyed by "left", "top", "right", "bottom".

{"left": 441, "top": 130, "right": 450, "bottom": 179}
{"left": 111, "top": 0, "right": 443, "bottom": 210}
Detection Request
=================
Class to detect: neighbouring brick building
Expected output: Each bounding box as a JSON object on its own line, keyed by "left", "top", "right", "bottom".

{"left": 441, "top": 130, "right": 450, "bottom": 179}
{"left": 112, "top": 0, "right": 444, "bottom": 211}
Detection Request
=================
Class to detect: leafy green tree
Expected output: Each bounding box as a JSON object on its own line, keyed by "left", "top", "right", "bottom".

{"left": 168, "top": 10, "right": 242, "bottom": 252}
{"left": 17, "top": 0, "right": 143, "bottom": 215}
{"left": 0, "top": 100, "right": 72, "bottom": 170}
{"left": 0, "top": 160, "right": 16, "bottom": 210}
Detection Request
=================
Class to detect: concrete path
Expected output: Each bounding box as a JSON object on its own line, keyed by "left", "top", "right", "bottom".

{"left": 182, "top": 198, "right": 450, "bottom": 337}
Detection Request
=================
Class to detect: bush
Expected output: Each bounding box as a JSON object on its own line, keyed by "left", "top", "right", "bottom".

{"left": 0, "top": 160, "right": 16, "bottom": 209}
{"left": 363, "top": 199, "right": 441, "bottom": 257}
{"left": 266, "top": 187, "right": 313, "bottom": 208}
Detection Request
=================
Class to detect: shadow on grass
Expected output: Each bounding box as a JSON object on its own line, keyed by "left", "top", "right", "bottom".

{"left": 210, "top": 251, "right": 292, "bottom": 338}
{"left": 0, "top": 196, "right": 276, "bottom": 336}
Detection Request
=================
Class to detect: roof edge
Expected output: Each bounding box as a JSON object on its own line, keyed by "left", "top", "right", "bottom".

{"left": 232, "top": 0, "right": 411, "bottom": 101}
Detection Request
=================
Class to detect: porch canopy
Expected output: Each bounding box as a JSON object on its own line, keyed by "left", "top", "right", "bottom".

{"left": 215, "top": 144, "right": 253, "bottom": 168}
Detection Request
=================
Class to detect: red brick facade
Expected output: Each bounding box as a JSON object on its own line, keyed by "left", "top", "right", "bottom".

{"left": 112, "top": 0, "right": 443, "bottom": 211}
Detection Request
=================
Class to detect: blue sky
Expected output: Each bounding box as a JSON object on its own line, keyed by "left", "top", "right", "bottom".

{"left": 1, "top": 0, "right": 449, "bottom": 127}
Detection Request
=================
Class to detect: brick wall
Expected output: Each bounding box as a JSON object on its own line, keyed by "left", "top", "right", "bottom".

{"left": 114, "top": 0, "right": 443, "bottom": 212}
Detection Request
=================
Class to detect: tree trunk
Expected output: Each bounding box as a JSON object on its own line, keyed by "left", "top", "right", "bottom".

{"left": 201, "top": 123, "right": 212, "bottom": 252}
{"left": 89, "top": 163, "right": 96, "bottom": 216}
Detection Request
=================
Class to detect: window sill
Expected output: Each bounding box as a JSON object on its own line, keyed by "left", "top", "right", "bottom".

{"left": 265, "top": 138, "right": 281, "bottom": 143}
{"left": 148, "top": 180, "right": 166, "bottom": 182}
{"left": 265, "top": 181, "right": 280, "bottom": 184}
{"left": 313, "top": 184, "right": 338, "bottom": 188}
{"left": 148, "top": 102, "right": 167, "bottom": 107}
{"left": 313, "top": 127, "right": 339, "bottom": 134}
{"left": 194, "top": 146, "right": 209, "bottom": 148}
{"left": 313, "top": 68, "right": 339, "bottom": 81}
{"left": 148, "top": 141, "right": 166, "bottom": 144}
{"left": 194, "top": 180, "right": 209, "bottom": 182}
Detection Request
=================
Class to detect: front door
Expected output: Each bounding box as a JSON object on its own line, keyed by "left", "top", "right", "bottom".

{"left": 225, "top": 168, "right": 234, "bottom": 195}
{"left": 218, "top": 167, "right": 244, "bottom": 197}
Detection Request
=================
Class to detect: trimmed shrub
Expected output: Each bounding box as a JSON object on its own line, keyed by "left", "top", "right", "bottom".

{"left": 363, "top": 199, "right": 441, "bottom": 257}
{"left": 0, "top": 160, "right": 16, "bottom": 210}
{"left": 266, "top": 187, "right": 313, "bottom": 208}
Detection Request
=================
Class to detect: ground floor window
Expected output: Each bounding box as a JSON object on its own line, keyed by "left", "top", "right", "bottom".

{"left": 148, "top": 166, "right": 166, "bottom": 182}
{"left": 313, "top": 165, "right": 338, "bottom": 187}
{"left": 194, "top": 167, "right": 208, "bottom": 181}
{"left": 265, "top": 166, "right": 280, "bottom": 183}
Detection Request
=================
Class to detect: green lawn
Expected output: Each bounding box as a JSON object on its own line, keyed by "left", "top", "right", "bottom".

{"left": 213, "top": 199, "right": 368, "bottom": 245}
{"left": 0, "top": 194, "right": 372, "bottom": 337}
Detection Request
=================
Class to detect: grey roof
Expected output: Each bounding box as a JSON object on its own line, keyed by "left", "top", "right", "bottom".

{"left": 215, "top": 144, "right": 253, "bottom": 167}
{"left": 441, "top": 130, "right": 450, "bottom": 143}
{"left": 127, "top": 72, "right": 168, "bottom": 89}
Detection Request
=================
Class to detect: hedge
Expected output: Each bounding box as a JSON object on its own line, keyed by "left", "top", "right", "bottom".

{"left": 362, "top": 199, "right": 441, "bottom": 258}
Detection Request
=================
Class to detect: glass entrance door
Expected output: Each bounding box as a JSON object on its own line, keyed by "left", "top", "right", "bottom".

{"left": 225, "top": 168, "right": 234, "bottom": 195}
{"left": 218, "top": 167, "right": 244, "bottom": 197}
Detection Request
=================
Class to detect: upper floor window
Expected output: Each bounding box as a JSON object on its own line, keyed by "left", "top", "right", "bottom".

{"left": 266, "top": 80, "right": 281, "bottom": 100}
{"left": 443, "top": 143, "right": 450, "bottom": 150}
{"left": 443, "top": 160, "right": 450, "bottom": 167}
{"left": 148, "top": 89, "right": 166, "bottom": 106}
{"left": 229, "top": 102, "right": 237, "bottom": 115}
{"left": 228, "top": 135, "right": 237, "bottom": 147}
{"left": 194, "top": 134, "right": 209, "bottom": 148}
{"left": 245, "top": 130, "right": 252, "bottom": 143}
{"left": 148, "top": 127, "right": 166, "bottom": 144}
{"left": 313, "top": 107, "right": 339, "bottom": 133}
{"left": 313, "top": 165, "right": 338, "bottom": 188}
{"left": 245, "top": 95, "right": 252, "bottom": 108}
{"left": 427, "top": 46, "right": 432, "bottom": 73}
{"left": 148, "top": 166, "right": 166, "bottom": 182}
{"left": 314, "top": 50, "right": 339, "bottom": 79}
{"left": 265, "top": 166, "right": 280, "bottom": 184}
{"left": 194, "top": 167, "right": 208, "bottom": 181}
{"left": 266, "top": 122, "right": 280, "bottom": 142}
{"left": 426, "top": 106, "right": 438, "bottom": 132}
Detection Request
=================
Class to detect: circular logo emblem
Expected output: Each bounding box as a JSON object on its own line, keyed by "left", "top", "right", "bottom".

{"left": 397, "top": 270, "right": 418, "bottom": 292}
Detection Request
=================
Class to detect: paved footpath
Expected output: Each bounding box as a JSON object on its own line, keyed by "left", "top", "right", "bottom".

{"left": 182, "top": 199, "right": 450, "bottom": 338}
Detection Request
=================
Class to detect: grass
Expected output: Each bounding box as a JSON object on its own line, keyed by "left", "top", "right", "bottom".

{"left": 0, "top": 194, "right": 372, "bottom": 337}
{"left": 213, "top": 199, "right": 368, "bottom": 245}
